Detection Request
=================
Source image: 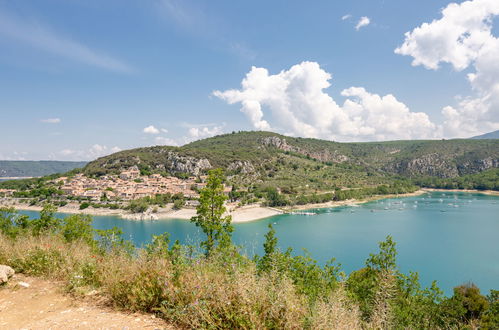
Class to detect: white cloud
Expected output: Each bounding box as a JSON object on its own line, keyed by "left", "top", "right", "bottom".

{"left": 155, "top": 136, "right": 179, "bottom": 146}
{"left": 151, "top": 124, "right": 224, "bottom": 146}
{"left": 395, "top": 0, "right": 499, "bottom": 137}
{"left": 355, "top": 17, "right": 370, "bottom": 30}
{"left": 188, "top": 125, "right": 224, "bottom": 139}
{"left": 58, "top": 144, "right": 121, "bottom": 161}
{"left": 143, "top": 125, "right": 160, "bottom": 134}
{"left": 341, "top": 14, "right": 352, "bottom": 20}
{"left": 214, "top": 61, "right": 439, "bottom": 141}
{"left": 0, "top": 151, "right": 27, "bottom": 161}
{"left": 160, "top": 128, "right": 168, "bottom": 133}
{"left": 0, "top": 9, "right": 133, "bottom": 73}
{"left": 40, "top": 118, "right": 61, "bottom": 124}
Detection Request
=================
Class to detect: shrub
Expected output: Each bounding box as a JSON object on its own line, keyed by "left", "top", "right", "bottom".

{"left": 173, "top": 199, "right": 185, "bottom": 210}
{"left": 79, "top": 202, "right": 90, "bottom": 210}
{"left": 128, "top": 199, "right": 149, "bottom": 213}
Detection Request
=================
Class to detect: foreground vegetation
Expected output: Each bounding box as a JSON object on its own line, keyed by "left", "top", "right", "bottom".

{"left": 1, "top": 169, "right": 497, "bottom": 329}
{"left": 0, "top": 206, "right": 497, "bottom": 329}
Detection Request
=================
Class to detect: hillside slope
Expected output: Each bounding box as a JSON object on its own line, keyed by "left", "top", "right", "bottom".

{"left": 83, "top": 131, "right": 499, "bottom": 192}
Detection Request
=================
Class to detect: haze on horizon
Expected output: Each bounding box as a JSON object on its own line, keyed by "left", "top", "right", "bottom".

{"left": 1, "top": 0, "right": 498, "bottom": 161}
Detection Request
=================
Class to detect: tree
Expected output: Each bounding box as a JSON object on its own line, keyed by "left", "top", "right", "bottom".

{"left": 0, "top": 207, "right": 29, "bottom": 238}
{"left": 31, "top": 203, "right": 59, "bottom": 235}
{"left": 258, "top": 223, "right": 278, "bottom": 272}
{"left": 173, "top": 198, "right": 185, "bottom": 210}
{"left": 60, "top": 214, "right": 94, "bottom": 243}
{"left": 265, "top": 187, "right": 288, "bottom": 206}
{"left": 191, "top": 168, "right": 233, "bottom": 256}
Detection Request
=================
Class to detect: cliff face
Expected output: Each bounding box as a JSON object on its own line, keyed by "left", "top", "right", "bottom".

{"left": 261, "top": 136, "right": 349, "bottom": 163}
{"left": 386, "top": 154, "right": 499, "bottom": 178}
{"left": 387, "top": 153, "right": 460, "bottom": 178}
{"left": 163, "top": 152, "right": 211, "bottom": 175}
{"left": 457, "top": 157, "right": 499, "bottom": 175}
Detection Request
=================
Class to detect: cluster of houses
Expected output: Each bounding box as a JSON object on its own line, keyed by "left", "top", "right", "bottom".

{"left": 57, "top": 166, "right": 214, "bottom": 201}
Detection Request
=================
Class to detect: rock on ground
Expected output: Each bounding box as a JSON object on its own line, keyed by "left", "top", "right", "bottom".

{"left": 0, "top": 265, "right": 15, "bottom": 284}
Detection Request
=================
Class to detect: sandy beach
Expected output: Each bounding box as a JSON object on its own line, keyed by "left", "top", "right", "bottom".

{"left": 0, "top": 198, "right": 282, "bottom": 223}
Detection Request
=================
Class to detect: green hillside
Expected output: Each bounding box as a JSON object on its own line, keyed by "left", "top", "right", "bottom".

{"left": 0, "top": 160, "right": 87, "bottom": 178}
{"left": 83, "top": 131, "right": 499, "bottom": 193}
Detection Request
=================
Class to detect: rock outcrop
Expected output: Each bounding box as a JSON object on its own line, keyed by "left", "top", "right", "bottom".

{"left": 261, "top": 136, "right": 348, "bottom": 163}
{"left": 387, "top": 154, "right": 499, "bottom": 178}
{"left": 0, "top": 265, "right": 15, "bottom": 284}
{"left": 166, "top": 152, "right": 211, "bottom": 175}
{"left": 150, "top": 152, "right": 211, "bottom": 175}
{"left": 227, "top": 160, "right": 256, "bottom": 174}
{"left": 457, "top": 157, "right": 499, "bottom": 175}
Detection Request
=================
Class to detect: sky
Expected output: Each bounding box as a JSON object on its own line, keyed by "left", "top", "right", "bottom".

{"left": 1, "top": 0, "right": 498, "bottom": 161}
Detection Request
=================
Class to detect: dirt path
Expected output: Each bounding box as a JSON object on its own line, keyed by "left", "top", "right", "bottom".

{"left": 0, "top": 274, "right": 173, "bottom": 329}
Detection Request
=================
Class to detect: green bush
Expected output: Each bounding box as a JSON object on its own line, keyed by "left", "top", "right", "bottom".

{"left": 173, "top": 199, "right": 185, "bottom": 210}
{"left": 79, "top": 202, "right": 90, "bottom": 210}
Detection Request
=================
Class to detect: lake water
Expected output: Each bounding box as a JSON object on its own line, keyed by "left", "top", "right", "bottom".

{"left": 20, "top": 191, "right": 499, "bottom": 295}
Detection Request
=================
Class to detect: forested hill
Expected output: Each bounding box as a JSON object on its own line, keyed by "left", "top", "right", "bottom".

{"left": 0, "top": 161, "right": 87, "bottom": 178}
{"left": 83, "top": 131, "right": 499, "bottom": 192}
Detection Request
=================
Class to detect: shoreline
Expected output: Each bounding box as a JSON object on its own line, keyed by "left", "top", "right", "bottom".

{"left": 2, "top": 188, "right": 498, "bottom": 222}
{"left": 281, "top": 189, "right": 428, "bottom": 212}
{"left": 421, "top": 188, "right": 499, "bottom": 196}
{"left": 0, "top": 199, "right": 282, "bottom": 223}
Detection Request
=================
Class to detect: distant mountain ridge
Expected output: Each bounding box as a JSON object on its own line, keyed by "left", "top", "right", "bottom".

{"left": 0, "top": 161, "right": 87, "bottom": 178}
{"left": 471, "top": 130, "right": 499, "bottom": 139}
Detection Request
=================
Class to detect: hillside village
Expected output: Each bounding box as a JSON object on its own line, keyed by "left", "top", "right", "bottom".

{"left": 56, "top": 166, "right": 229, "bottom": 201}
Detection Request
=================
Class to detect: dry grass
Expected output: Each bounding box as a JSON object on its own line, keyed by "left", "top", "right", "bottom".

{"left": 0, "top": 233, "right": 368, "bottom": 329}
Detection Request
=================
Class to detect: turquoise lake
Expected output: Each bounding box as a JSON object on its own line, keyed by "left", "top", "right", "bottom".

{"left": 20, "top": 191, "right": 499, "bottom": 295}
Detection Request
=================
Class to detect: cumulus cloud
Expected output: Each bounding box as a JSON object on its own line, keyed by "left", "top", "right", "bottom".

{"left": 143, "top": 125, "right": 160, "bottom": 134}
{"left": 59, "top": 144, "right": 121, "bottom": 161}
{"left": 395, "top": 0, "right": 499, "bottom": 137}
{"left": 214, "top": 61, "right": 439, "bottom": 141}
{"left": 355, "top": 16, "right": 370, "bottom": 30}
{"left": 188, "top": 125, "right": 224, "bottom": 139}
{"left": 40, "top": 118, "right": 61, "bottom": 124}
{"left": 151, "top": 124, "right": 224, "bottom": 147}
{"left": 155, "top": 136, "right": 179, "bottom": 146}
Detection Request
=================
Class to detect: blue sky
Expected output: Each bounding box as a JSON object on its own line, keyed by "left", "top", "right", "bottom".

{"left": 1, "top": 0, "right": 498, "bottom": 160}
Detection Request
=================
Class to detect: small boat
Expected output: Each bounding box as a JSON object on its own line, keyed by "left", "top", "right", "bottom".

{"left": 290, "top": 211, "right": 316, "bottom": 216}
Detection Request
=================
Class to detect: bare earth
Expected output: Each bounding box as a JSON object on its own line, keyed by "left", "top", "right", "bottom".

{"left": 0, "top": 199, "right": 282, "bottom": 223}
{"left": 0, "top": 274, "right": 173, "bottom": 330}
